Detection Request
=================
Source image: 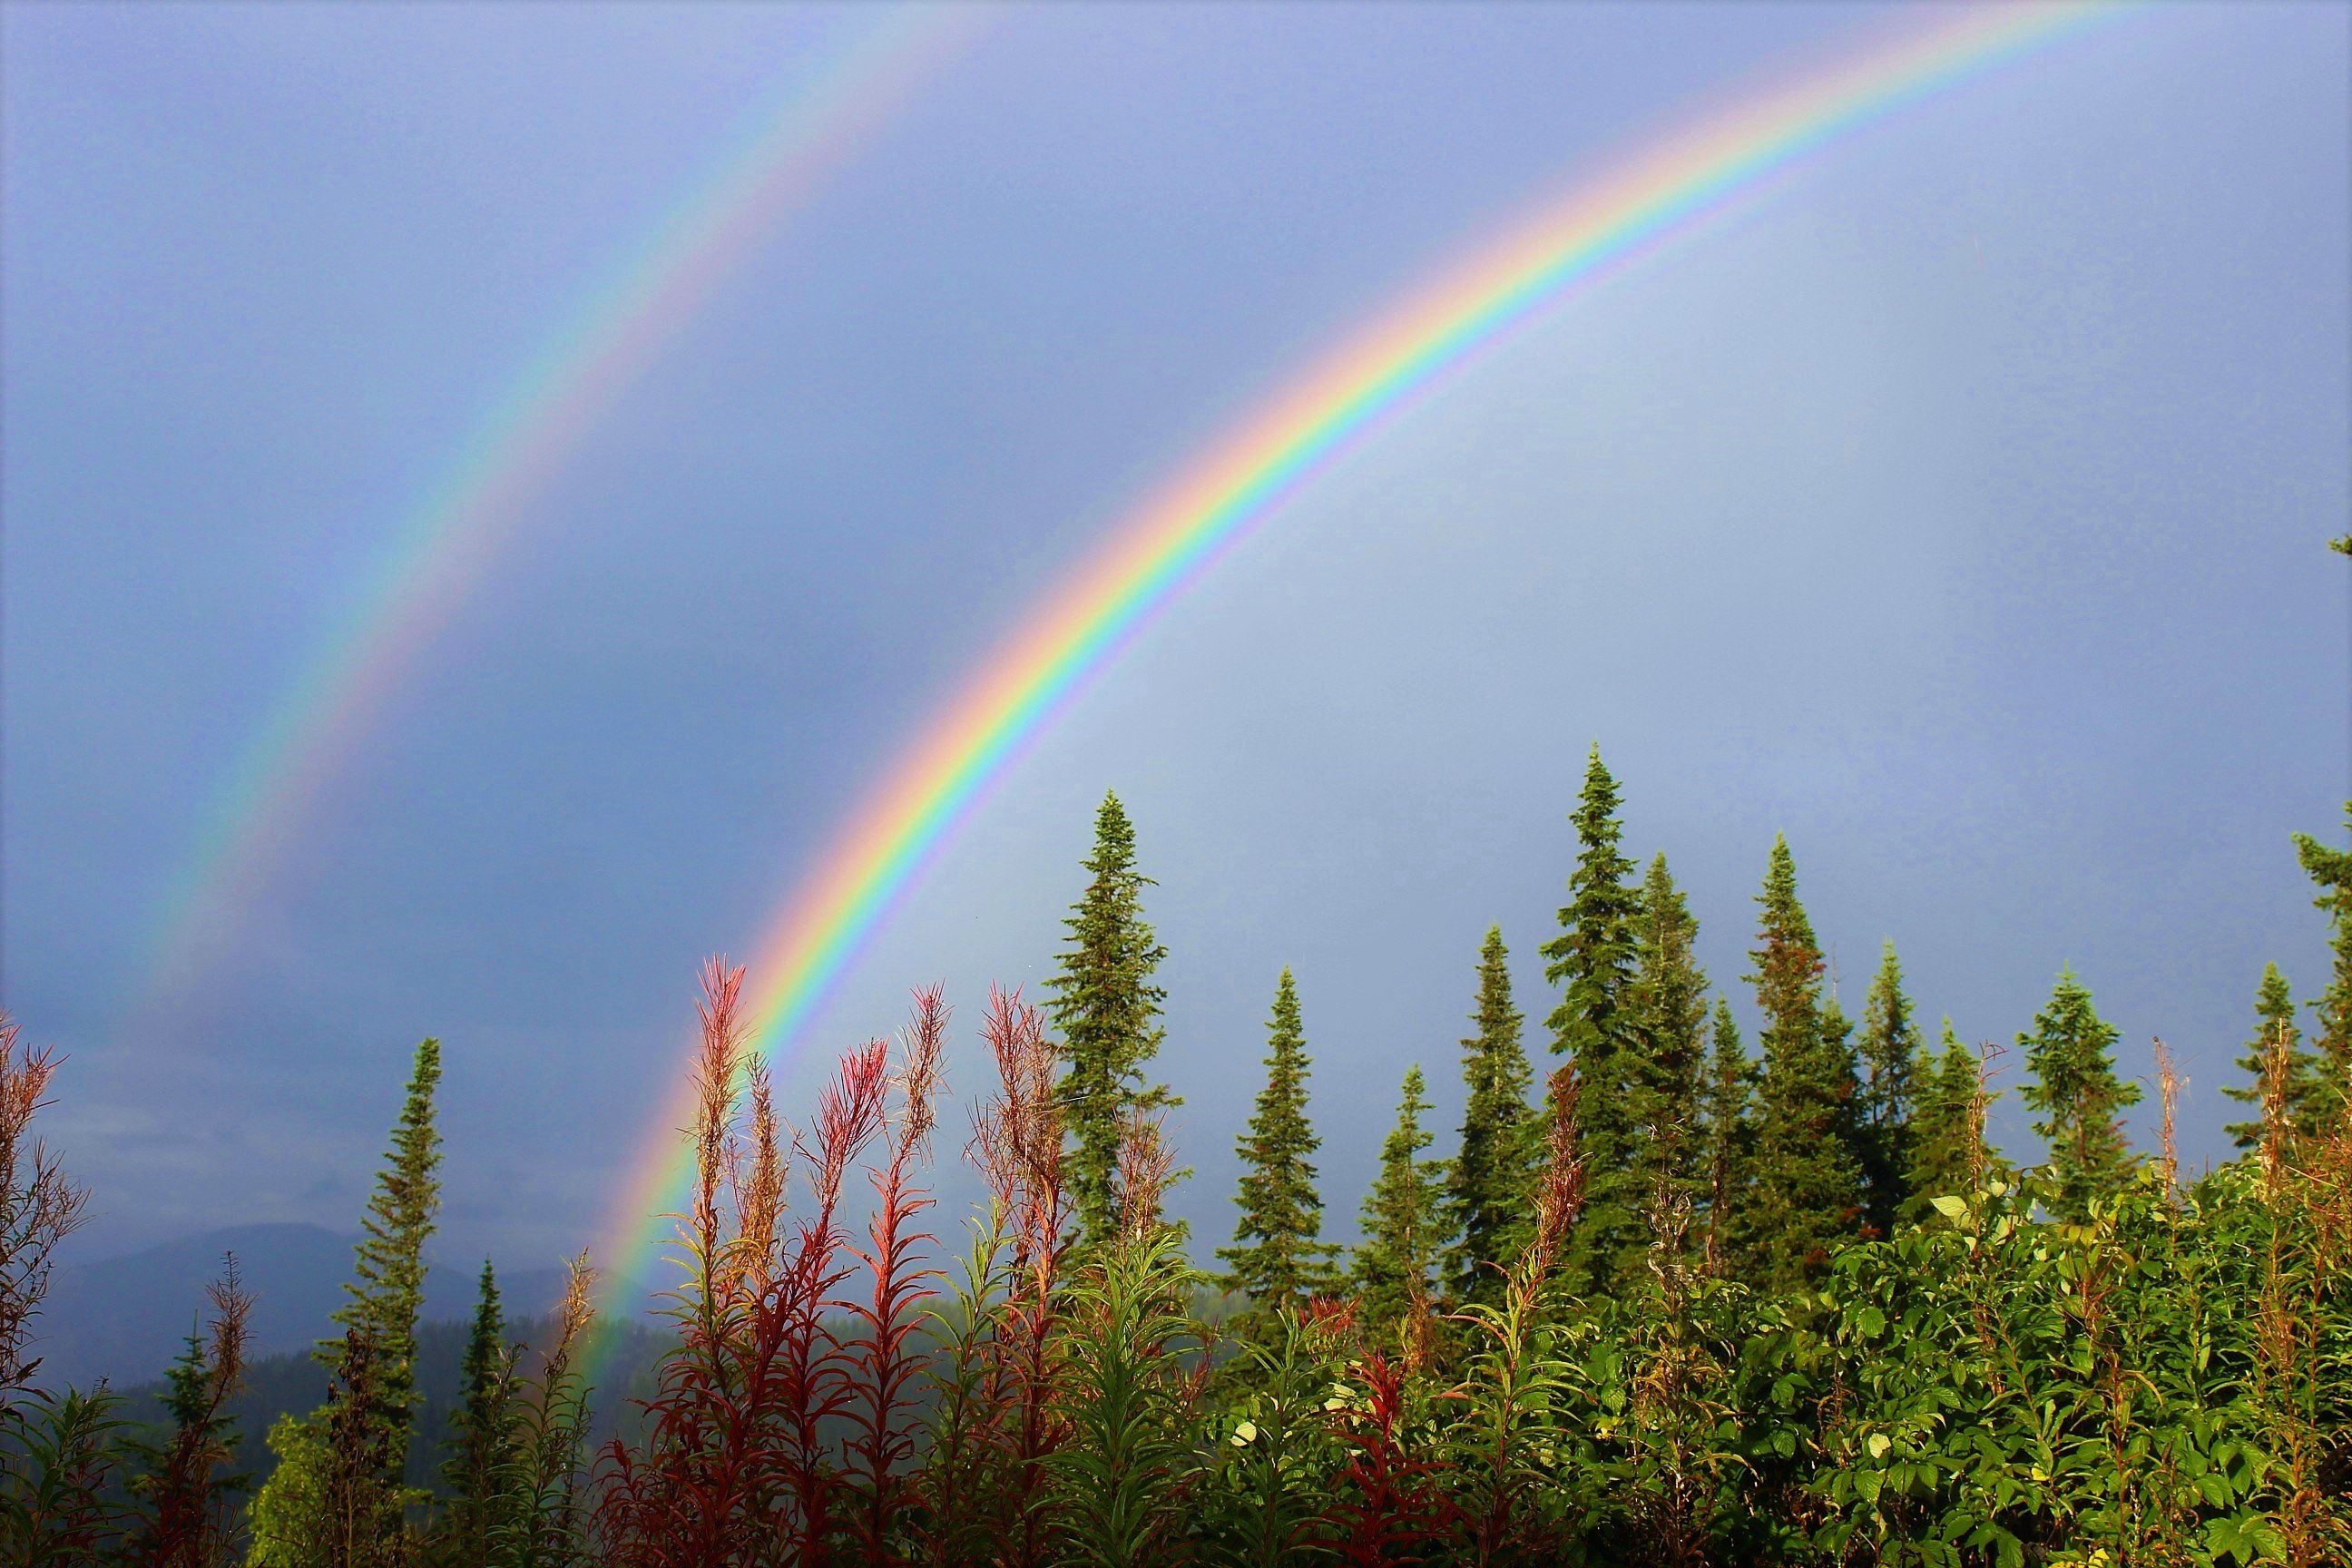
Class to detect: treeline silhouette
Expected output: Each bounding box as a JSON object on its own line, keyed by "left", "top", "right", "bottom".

{"left": 4, "top": 759, "right": 2349, "bottom": 1565}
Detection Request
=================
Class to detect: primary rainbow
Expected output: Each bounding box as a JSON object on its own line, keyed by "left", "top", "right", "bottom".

{"left": 128, "top": 5, "right": 981, "bottom": 1026}
{"left": 596, "top": 1, "right": 2128, "bottom": 1306}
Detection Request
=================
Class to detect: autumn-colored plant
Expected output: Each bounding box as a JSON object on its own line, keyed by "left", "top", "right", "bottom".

{"left": 0, "top": 1015, "right": 86, "bottom": 1407}
{"left": 131, "top": 1257, "right": 255, "bottom": 1568}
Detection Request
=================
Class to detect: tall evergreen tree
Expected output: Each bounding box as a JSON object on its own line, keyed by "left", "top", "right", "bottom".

{"left": 1746, "top": 837, "right": 1865, "bottom": 1289}
{"left": 1350, "top": 1065, "right": 1447, "bottom": 1344}
{"left": 1622, "top": 854, "right": 1710, "bottom": 1264}
{"left": 2018, "top": 970, "right": 2141, "bottom": 1221}
{"left": 251, "top": 1039, "right": 444, "bottom": 1567}
{"left": 1047, "top": 790, "right": 1177, "bottom": 1244}
{"left": 1220, "top": 969, "right": 1339, "bottom": 1317}
{"left": 1905, "top": 1022, "right": 2004, "bottom": 1221}
{"left": 1698, "top": 998, "right": 1755, "bottom": 1277}
{"left": 2223, "top": 964, "right": 2327, "bottom": 1150}
{"left": 436, "top": 1260, "right": 515, "bottom": 1563}
{"left": 329, "top": 1038, "right": 444, "bottom": 1413}
{"left": 2291, "top": 805, "right": 2352, "bottom": 1135}
{"left": 1855, "top": 942, "right": 1923, "bottom": 1240}
{"left": 1541, "top": 746, "right": 1642, "bottom": 1296}
{"left": 1446, "top": 926, "right": 1538, "bottom": 1304}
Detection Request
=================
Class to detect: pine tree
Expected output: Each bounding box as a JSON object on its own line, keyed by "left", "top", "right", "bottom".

{"left": 2291, "top": 805, "right": 2352, "bottom": 1135}
{"left": 1446, "top": 926, "right": 1539, "bottom": 1304}
{"left": 1622, "top": 854, "right": 1710, "bottom": 1267}
{"left": 1046, "top": 791, "right": 1178, "bottom": 1244}
{"left": 436, "top": 1260, "right": 515, "bottom": 1563}
{"left": 1698, "top": 999, "right": 1754, "bottom": 1277}
{"left": 1855, "top": 942, "right": 1922, "bottom": 1240}
{"left": 1350, "top": 1065, "right": 1447, "bottom": 1345}
{"left": 1905, "top": 1022, "right": 2004, "bottom": 1221}
{"left": 1219, "top": 968, "right": 1339, "bottom": 1318}
{"left": 2223, "top": 965, "right": 2328, "bottom": 1151}
{"left": 2018, "top": 970, "right": 2141, "bottom": 1221}
{"left": 1541, "top": 746, "right": 1642, "bottom": 1296}
{"left": 1746, "top": 837, "right": 1865, "bottom": 1289}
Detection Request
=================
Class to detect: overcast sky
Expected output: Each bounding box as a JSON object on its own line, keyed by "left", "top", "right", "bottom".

{"left": 6, "top": 2, "right": 2347, "bottom": 1277}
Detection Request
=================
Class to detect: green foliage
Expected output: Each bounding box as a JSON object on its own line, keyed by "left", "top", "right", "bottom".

{"left": 1350, "top": 1065, "right": 1446, "bottom": 1348}
{"left": 1220, "top": 968, "right": 1341, "bottom": 1319}
{"left": 1446, "top": 926, "right": 1539, "bottom": 1305}
{"left": 1045, "top": 1227, "right": 1200, "bottom": 1568}
{"left": 1856, "top": 942, "right": 1922, "bottom": 1240}
{"left": 2018, "top": 970, "right": 2141, "bottom": 1221}
{"left": 1543, "top": 746, "right": 1644, "bottom": 1297}
{"left": 1048, "top": 791, "right": 1179, "bottom": 1246}
{"left": 243, "top": 1414, "right": 328, "bottom": 1568}
{"left": 1747, "top": 837, "right": 1866, "bottom": 1289}
{"left": 0, "top": 1386, "right": 127, "bottom": 1566}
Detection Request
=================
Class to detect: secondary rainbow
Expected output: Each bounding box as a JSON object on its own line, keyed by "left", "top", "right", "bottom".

{"left": 127, "top": 5, "right": 982, "bottom": 1027}
{"left": 598, "top": 1, "right": 2130, "bottom": 1302}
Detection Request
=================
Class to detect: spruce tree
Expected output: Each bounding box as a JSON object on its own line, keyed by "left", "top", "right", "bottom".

{"left": 2018, "top": 970, "right": 2141, "bottom": 1221}
{"left": 2291, "top": 806, "right": 2352, "bottom": 1135}
{"left": 1219, "top": 968, "right": 1339, "bottom": 1318}
{"left": 2222, "top": 964, "right": 2327, "bottom": 1150}
{"left": 1446, "top": 926, "right": 1538, "bottom": 1304}
{"left": 1746, "top": 837, "right": 1865, "bottom": 1289}
{"left": 1905, "top": 1022, "right": 2004, "bottom": 1221}
{"left": 1541, "top": 746, "right": 1642, "bottom": 1296}
{"left": 1697, "top": 998, "right": 1754, "bottom": 1276}
{"left": 1622, "top": 854, "right": 1710, "bottom": 1266}
{"left": 1351, "top": 1065, "right": 1447, "bottom": 1343}
{"left": 436, "top": 1260, "right": 515, "bottom": 1563}
{"left": 254, "top": 1038, "right": 444, "bottom": 1566}
{"left": 1856, "top": 942, "right": 1922, "bottom": 1240}
{"left": 1046, "top": 790, "right": 1177, "bottom": 1244}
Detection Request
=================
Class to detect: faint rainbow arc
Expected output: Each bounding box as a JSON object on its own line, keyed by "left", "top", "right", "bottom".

{"left": 129, "top": 5, "right": 983, "bottom": 1022}
{"left": 595, "top": 1, "right": 2129, "bottom": 1306}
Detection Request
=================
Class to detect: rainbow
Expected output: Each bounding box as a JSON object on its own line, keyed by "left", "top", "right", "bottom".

{"left": 593, "top": 0, "right": 2131, "bottom": 1308}
{"left": 126, "top": 5, "right": 983, "bottom": 1029}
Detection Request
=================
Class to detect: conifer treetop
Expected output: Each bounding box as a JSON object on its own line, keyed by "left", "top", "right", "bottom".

{"left": 2017, "top": 969, "right": 2141, "bottom": 1220}
{"left": 329, "top": 1038, "right": 443, "bottom": 1402}
{"left": 1743, "top": 838, "right": 1865, "bottom": 1288}
{"left": 1220, "top": 967, "right": 1338, "bottom": 1312}
{"left": 1447, "top": 926, "right": 1539, "bottom": 1304}
{"left": 1351, "top": 1063, "right": 1446, "bottom": 1342}
{"left": 1048, "top": 790, "right": 1177, "bottom": 1243}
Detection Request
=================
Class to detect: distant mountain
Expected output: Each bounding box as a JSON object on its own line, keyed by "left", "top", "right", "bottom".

{"left": 37, "top": 1223, "right": 574, "bottom": 1391}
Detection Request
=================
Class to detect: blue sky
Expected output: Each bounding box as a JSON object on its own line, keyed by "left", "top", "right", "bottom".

{"left": 5, "top": 2, "right": 2347, "bottom": 1272}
